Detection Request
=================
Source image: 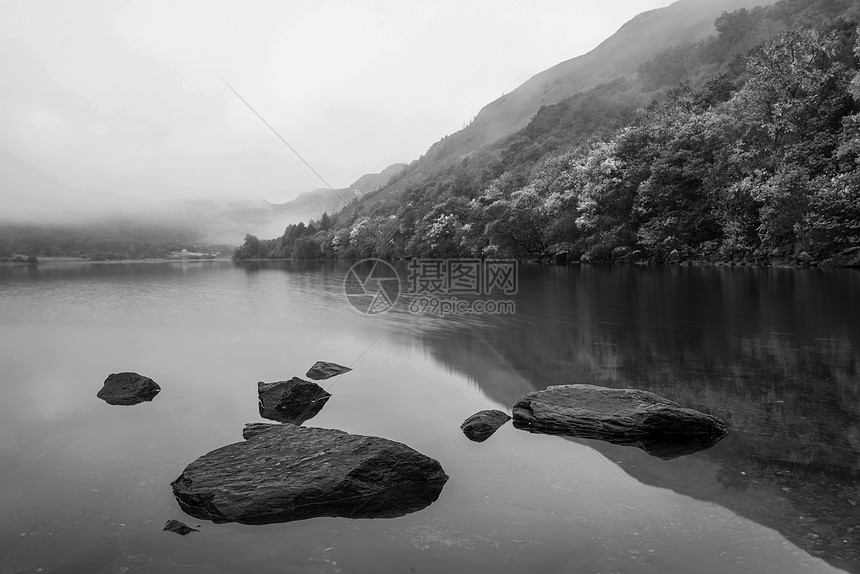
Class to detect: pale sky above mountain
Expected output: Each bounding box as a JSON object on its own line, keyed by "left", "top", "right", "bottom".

{"left": 0, "top": 0, "right": 673, "bottom": 216}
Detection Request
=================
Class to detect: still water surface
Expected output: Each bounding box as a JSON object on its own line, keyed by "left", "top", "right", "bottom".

{"left": 0, "top": 261, "right": 858, "bottom": 573}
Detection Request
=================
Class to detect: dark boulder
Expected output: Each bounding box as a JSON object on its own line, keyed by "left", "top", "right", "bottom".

{"left": 258, "top": 377, "right": 331, "bottom": 425}
{"left": 171, "top": 424, "right": 448, "bottom": 525}
{"left": 615, "top": 249, "right": 646, "bottom": 264}
{"left": 97, "top": 372, "right": 160, "bottom": 406}
{"left": 306, "top": 361, "right": 352, "bottom": 381}
{"left": 665, "top": 249, "right": 682, "bottom": 264}
{"left": 820, "top": 246, "right": 860, "bottom": 268}
{"left": 162, "top": 519, "right": 198, "bottom": 535}
{"left": 512, "top": 384, "right": 727, "bottom": 459}
{"left": 611, "top": 246, "right": 631, "bottom": 261}
{"left": 460, "top": 410, "right": 511, "bottom": 442}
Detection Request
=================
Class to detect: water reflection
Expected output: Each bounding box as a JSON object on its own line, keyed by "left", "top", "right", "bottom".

{"left": 258, "top": 399, "right": 328, "bottom": 425}
{"left": 228, "top": 260, "right": 860, "bottom": 570}
{"left": 177, "top": 481, "right": 448, "bottom": 526}
{"left": 96, "top": 393, "right": 159, "bottom": 406}
{"left": 387, "top": 264, "right": 860, "bottom": 572}
{"left": 257, "top": 379, "right": 331, "bottom": 425}
{"left": 512, "top": 419, "right": 728, "bottom": 460}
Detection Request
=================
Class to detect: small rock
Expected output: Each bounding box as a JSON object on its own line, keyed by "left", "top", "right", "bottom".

{"left": 97, "top": 372, "right": 160, "bottom": 406}
{"left": 258, "top": 377, "right": 331, "bottom": 425}
{"left": 627, "top": 250, "right": 646, "bottom": 263}
{"left": 460, "top": 410, "right": 511, "bottom": 442}
{"left": 306, "top": 361, "right": 352, "bottom": 381}
{"left": 797, "top": 251, "right": 813, "bottom": 264}
{"left": 162, "top": 519, "right": 198, "bottom": 535}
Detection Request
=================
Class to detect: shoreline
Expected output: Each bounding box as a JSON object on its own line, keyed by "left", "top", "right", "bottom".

{"left": 229, "top": 256, "right": 860, "bottom": 270}
{"left": 5, "top": 257, "right": 232, "bottom": 266}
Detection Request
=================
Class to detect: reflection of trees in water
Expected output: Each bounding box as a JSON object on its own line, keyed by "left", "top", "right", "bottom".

{"left": 419, "top": 266, "right": 860, "bottom": 571}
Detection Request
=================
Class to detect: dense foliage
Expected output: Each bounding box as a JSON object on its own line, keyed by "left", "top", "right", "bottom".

{"left": 237, "top": 0, "right": 860, "bottom": 264}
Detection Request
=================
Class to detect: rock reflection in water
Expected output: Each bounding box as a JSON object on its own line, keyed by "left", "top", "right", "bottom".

{"left": 412, "top": 265, "right": 860, "bottom": 571}
{"left": 178, "top": 481, "right": 447, "bottom": 526}
{"left": 512, "top": 419, "right": 727, "bottom": 460}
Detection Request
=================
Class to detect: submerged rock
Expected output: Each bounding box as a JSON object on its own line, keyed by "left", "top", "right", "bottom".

{"left": 512, "top": 384, "right": 728, "bottom": 459}
{"left": 171, "top": 424, "right": 448, "bottom": 524}
{"left": 258, "top": 377, "right": 331, "bottom": 425}
{"left": 460, "top": 410, "right": 511, "bottom": 442}
{"left": 97, "top": 372, "right": 160, "bottom": 406}
{"left": 162, "top": 519, "right": 199, "bottom": 535}
{"left": 306, "top": 361, "right": 352, "bottom": 381}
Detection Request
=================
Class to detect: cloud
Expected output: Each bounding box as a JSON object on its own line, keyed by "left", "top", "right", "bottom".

{"left": 0, "top": 0, "right": 672, "bottom": 217}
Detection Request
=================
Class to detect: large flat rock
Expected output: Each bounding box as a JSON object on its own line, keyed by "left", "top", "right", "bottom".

{"left": 171, "top": 424, "right": 448, "bottom": 525}
{"left": 512, "top": 384, "right": 728, "bottom": 459}
{"left": 97, "top": 372, "right": 160, "bottom": 406}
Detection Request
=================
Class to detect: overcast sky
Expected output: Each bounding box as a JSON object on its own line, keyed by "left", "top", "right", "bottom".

{"left": 0, "top": 0, "right": 673, "bottom": 215}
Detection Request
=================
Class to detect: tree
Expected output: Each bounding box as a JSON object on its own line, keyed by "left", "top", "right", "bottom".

{"left": 730, "top": 26, "right": 857, "bottom": 174}
{"left": 485, "top": 187, "right": 554, "bottom": 258}
{"left": 233, "top": 234, "right": 261, "bottom": 260}
{"left": 801, "top": 171, "right": 860, "bottom": 254}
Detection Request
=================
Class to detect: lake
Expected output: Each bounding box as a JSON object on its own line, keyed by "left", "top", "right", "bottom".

{"left": 0, "top": 260, "right": 858, "bottom": 573}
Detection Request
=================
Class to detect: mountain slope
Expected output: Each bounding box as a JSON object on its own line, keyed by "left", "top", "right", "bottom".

{"left": 272, "top": 162, "right": 406, "bottom": 225}
{"left": 237, "top": 0, "right": 860, "bottom": 264}
{"left": 469, "top": 0, "right": 774, "bottom": 144}
{"left": 350, "top": 163, "right": 407, "bottom": 194}
{"left": 356, "top": 0, "right": 775, "bottom": 214}
{"left": 174, "top": 163, "right": 407, "bottom": 242}
{"left": 361, "top": 0, "right": 776, "bottom": 208}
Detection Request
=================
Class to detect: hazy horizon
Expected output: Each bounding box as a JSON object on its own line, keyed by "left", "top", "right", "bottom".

{"left": 1, "top": 0, "right": 674, "bottom": 221}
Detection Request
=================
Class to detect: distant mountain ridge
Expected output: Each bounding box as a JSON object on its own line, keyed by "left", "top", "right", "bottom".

{"left": 171, "top": 162, "right": 407, "bottom": 242}
{"left": 271, "top": 162, "right": 405, "bottom": 224}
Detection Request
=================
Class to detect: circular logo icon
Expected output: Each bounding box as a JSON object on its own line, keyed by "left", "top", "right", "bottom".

{"left": 343, "top": 259, "right": 401, "bottom": 315}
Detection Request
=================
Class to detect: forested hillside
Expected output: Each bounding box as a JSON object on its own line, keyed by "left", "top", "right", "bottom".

{"left": 236, "top": 0, "right": 860, "bottom": 266}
